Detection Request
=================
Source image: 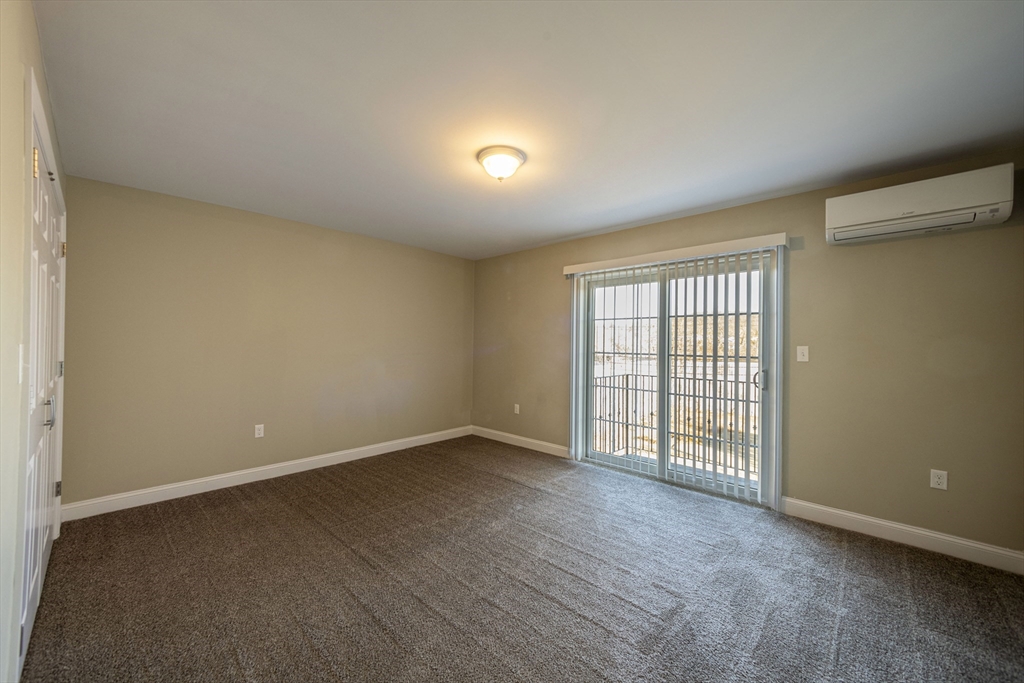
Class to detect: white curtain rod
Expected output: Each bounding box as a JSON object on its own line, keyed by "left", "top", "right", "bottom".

{"left": 562, "top": 232, "right": 788, "bottom": 276}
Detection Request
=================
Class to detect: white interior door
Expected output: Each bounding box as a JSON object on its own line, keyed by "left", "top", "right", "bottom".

{"left": 19, "top": 89, "right": 66, "bottom": 673}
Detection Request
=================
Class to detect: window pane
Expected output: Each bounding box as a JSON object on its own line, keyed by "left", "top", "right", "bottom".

{"left": 591, "top": 279, "right": 658, "bottom": 463}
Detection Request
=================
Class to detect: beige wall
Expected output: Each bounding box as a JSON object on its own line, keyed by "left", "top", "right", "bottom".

{"left": 473, "top": 149, "right": 1024, "bottom": 551}
{"left": 0, "top": 1, "right": 67, "bottom": 679}
{"left": 62, "top": 178, "right": 474, "bottom": 504}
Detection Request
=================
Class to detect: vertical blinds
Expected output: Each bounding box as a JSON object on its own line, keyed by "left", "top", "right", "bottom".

{"left": 568, "top": 240, "right": 783, "bottom": 507}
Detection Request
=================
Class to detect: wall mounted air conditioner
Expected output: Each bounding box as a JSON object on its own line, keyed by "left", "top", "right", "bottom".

{"left": 825, "top": 163, "right": 1014, "bottom": 245}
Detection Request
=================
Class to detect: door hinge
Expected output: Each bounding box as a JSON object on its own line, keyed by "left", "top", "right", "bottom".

{"left": 20, "top": 624, "right": 25, "bottom": 653}
{"left": 55, "top": 481, "right": 62, "bottom": 497}
{"left": 59, "top": 360, "right": 64, "bottom": 377}
{"left": 33, "top": 147, "right": 39, "bottom": 179}
{"left": 61, "top": 241, "right": 67, "bottom": 258}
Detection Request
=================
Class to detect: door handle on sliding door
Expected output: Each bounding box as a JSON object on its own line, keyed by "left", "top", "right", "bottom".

{"left": 752, "top": 370, "right": 767, "bottom": 391}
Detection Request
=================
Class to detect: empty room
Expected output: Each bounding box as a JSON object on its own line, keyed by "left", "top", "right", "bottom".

{"left": 2, "top": 1, "right": 1022, "bottom": 681}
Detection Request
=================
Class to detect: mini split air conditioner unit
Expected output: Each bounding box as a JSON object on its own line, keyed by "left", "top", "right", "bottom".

{"left": 825, "top": 163, "right": 1014, "bottom": 245}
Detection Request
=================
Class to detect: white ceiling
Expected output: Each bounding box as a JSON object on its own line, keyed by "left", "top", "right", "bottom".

{"left": 35, "top": 1, "right": 1024, "bottom": 259}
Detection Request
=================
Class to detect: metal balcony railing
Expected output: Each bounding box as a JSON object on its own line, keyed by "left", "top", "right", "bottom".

{"left": 591, "top": 369, "right": 760, "bottom": 480}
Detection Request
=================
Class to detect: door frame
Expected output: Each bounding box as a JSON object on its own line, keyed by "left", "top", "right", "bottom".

{"left": 573, "top": 246, "right": 784, "bottom": 510}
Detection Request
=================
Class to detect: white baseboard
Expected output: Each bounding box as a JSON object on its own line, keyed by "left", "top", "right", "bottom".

{"left": 781, "top": 496, "right": 1023, "bottom": 575}
{"left": 470, "top": 426, "right": 570, "bottom": 459}
{"left": 61, "top": 428, "right": 1020, "bottom": 575}
{"left": 62, "top": 426, "right": 472, "bottom": 521}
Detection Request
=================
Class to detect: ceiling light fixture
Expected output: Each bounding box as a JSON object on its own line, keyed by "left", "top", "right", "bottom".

{"left": 477, "top": 146, "right": 526, "bottom": 182}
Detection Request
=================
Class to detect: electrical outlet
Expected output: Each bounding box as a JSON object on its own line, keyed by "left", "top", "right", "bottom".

{"left": 514, "top": 404, "right": 520, "bottom": 415}
{"left": 930, "top": 469, "right": 947, "bottom": 490}
{"left": 255, "top": 424, "right": 264, "bottom": 438}
{"left": 796, "top": 346, "right": 809, "bottom": 362}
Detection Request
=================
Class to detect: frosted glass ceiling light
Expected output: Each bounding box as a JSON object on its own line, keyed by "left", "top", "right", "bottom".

{"left": 477, "top": 146, "right": 526, "bottom": 181}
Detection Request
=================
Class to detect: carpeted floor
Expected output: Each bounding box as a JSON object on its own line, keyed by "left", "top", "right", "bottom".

{"left": 22, "top": 436, "right": 1024, "bottom": 682}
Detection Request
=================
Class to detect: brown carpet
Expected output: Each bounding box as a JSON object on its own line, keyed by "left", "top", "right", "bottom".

{"left": 22, "top": 436, "right": 1024, "bottom": 682}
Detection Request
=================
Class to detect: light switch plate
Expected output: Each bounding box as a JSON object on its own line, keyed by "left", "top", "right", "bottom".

{"left": 797, "top": 346, "right": 809, "bottom": 362}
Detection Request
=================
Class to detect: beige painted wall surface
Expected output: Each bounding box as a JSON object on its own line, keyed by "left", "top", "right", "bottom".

{"left": 473, "top": 149, "right": 1024, "bottom": 551}
{"left": 63, "top": 178, "right": 474, "bottom": 504}
{"left": 0, "top": 2, "right": 67, "bottom": 679}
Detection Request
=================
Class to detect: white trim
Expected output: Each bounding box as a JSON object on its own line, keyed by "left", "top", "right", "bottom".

{"left": 781, "top": 497, "right": 1024, "bottom": 575}
{"left": 30, "top": 69, "right": 65, "bottom": 214}
{"left": 562, "top": 233, "right": 788, "bottom": 275}
{"left": 471, "top": 426, "right": 570, "bottom": 459}
{"left": 62, "top": 426, "right": 472, "bottom": 521}
{"left": 55, "top": 427, "right": 1021, "bottom": 574}
{"left": 768, "top": 248, "right": 784, "bottom": 510}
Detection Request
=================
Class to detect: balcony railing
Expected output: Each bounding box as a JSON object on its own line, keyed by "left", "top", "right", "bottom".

{"left": 590, "top": 370, "right": 760, "bottom": 480}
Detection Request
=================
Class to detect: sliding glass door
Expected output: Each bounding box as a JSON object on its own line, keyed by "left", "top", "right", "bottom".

{"left": 570, "top": 246, "right": 783, "bottom": 507}
{"left": 663, "top": 254, "right": 764, "bottom": 499}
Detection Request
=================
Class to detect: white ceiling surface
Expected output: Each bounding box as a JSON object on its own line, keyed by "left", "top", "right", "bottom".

{"left": 35, "top": 1, "right": 1024, "bottom": 259}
